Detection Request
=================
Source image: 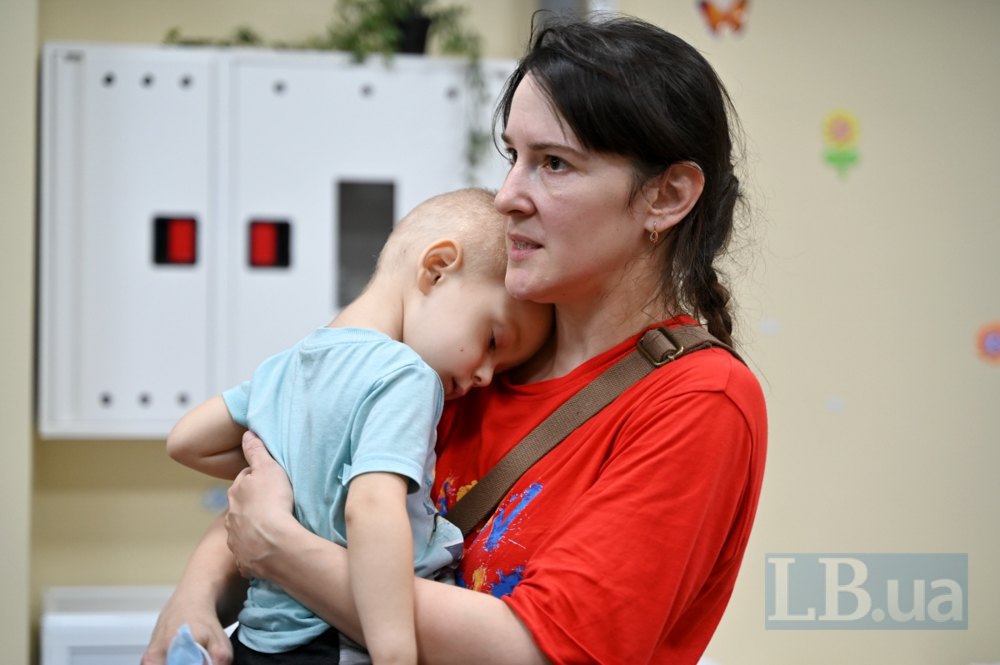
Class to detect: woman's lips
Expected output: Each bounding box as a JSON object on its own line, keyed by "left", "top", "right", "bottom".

{"left": 508, "top": 234, "right": 541, "bottom": 261}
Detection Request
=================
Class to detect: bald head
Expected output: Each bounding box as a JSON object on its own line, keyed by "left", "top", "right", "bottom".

{"left": 377, "top": 188, "right": 508, "bottom": 281}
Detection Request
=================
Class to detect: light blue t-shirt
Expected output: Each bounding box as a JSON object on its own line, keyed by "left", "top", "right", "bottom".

{"left": 223, "top": 327, "right": 463, "bottom": 654}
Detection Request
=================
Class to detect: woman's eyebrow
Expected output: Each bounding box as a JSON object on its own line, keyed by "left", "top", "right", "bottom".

{"left": 500, "top": 133, "right": 584, "bottom": 157}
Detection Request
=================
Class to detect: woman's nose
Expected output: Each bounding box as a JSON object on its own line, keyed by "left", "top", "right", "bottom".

{"left": 495, "top": 163, "right": 531, "bottom": 217}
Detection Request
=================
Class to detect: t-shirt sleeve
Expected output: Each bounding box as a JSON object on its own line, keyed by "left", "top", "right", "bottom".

{"left": 503, "top": 381, "right": 761, "bottom": 663}
{"left": 342, "top": 363, "right": 443, "bottom": 493}
{"left": 221, "top": 380, "right": 251, "bottom": 428}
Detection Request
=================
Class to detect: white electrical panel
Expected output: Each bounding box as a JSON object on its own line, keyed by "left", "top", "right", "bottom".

{"left": 37, "top": 42, "right": 514, "bottom": 438}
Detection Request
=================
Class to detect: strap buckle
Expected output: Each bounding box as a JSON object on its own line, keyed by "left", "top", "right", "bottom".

{"left": 637, "top": 326, "right": 685, "bottom": 367}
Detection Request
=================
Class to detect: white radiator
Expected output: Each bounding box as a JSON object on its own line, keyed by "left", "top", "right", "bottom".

{"left": 41, "top": 586, "right": 174, "bottom": 665}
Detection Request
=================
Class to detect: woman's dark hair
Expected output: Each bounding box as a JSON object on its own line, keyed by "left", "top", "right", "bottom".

{"left": 494, "top": 13, "right": 744, "bottom": 346}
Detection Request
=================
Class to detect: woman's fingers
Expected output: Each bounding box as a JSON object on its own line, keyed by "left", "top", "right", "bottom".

{"left": 140, "top": 596, "right": 233, "bottom": 665}
{"left": 225, "top": 430, "right": 293, "bottom": 580}
{"left": 241, "top": 429, "right": 269, "bottom": 465}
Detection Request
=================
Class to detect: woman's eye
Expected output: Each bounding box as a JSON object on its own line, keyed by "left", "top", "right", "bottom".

{"left": 544, "top": 155, "right": 567, "bottom": 171}
{"left": 488, "top": 332, "right": 497, "bottom": 351}
{"left": 505, "top": 148, "right": 517, "bottom": 164}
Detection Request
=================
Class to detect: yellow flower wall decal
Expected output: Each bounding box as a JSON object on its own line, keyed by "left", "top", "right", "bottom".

{"left": 823, "top": 110, "right": 860, "bottom": 178}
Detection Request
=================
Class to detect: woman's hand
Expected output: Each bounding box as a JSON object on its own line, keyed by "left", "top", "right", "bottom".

{"left": 141, "top": 591, "right": 233, "bottom": 665}
{"left": 140, "top": 515, "right": 245, "bottom": 665}
{"left": 225, "top": 430, "right": 296, "bottom": 579}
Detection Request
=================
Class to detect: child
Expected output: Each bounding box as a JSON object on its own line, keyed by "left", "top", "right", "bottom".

{"left": 166, "top": 188, "right": 552, "bottom": 664}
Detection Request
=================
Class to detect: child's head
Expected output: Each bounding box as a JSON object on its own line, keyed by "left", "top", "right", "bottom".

{"left": 383, "top": 188, "right": 552, "bottom": 399}
{"left": 377, "top": 188, "right": 508, "bottom": 281}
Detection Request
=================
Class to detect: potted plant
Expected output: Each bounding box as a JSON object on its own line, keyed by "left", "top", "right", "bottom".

{"left": 166, "top": 0, "right": 481, "bottom": 60}
{"left": 308, "top": 0, "right": 489, "bottom": 181}
{"left": 313, "top": 0, "right": 482, "bottom": 62}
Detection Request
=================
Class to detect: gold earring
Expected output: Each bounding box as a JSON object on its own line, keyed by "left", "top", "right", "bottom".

{"left": 649, "top": 228, "right": 660, "bottom": 245}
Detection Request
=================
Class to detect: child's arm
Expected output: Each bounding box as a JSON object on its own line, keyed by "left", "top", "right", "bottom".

{"left": 166, "top": 396, "right": 248, "bottom": 480}
{"left": 345, "top": 472, "right": 417, "bottom": 665}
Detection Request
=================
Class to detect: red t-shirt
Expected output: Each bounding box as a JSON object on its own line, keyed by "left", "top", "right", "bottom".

{"left": 432, "top": 318, "right": 767, "bottom": 664}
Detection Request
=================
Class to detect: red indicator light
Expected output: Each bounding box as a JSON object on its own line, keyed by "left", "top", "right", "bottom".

{"left": 154, "top": 216, "right": 197, "bottom": 265}
{"left": 248, "top": 220, "right": 291, "bottom": 268}
{"left": 168, "top": 219, "right": 196, "bottom": 263}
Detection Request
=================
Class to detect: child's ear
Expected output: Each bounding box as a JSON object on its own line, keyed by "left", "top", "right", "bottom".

{"left": 416, "top": 239, "right": 463, "bottom": 294}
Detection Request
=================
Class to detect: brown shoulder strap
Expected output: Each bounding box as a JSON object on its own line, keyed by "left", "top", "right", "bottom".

{"left": 446, "top": 325, "right": 741, "bottom": 536}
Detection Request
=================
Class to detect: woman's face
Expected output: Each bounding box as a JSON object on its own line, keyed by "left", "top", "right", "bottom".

{"left": 495, "top": 74, "right": 652, "bottom": 307}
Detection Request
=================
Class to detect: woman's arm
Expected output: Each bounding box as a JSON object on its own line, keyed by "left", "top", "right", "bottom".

{"left": 140, "top": 515, "right": 248, "bottom": 665}
{"left": 166, "top": 395, "right": 248, "bottom": 479}
{"left": 227, "top": 432, "right": 548, "bottom": 665}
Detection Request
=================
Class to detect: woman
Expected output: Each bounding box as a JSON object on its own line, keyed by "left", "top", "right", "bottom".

{"left": 143, "top": 13, "right": 766, "bottom": 665}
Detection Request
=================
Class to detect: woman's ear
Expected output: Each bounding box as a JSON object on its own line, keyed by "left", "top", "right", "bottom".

{"left": 416, "top": 239, "right": 462, "bottom": 294}
{"left": 641, "top": 161, "right": 705, "bottom": 236}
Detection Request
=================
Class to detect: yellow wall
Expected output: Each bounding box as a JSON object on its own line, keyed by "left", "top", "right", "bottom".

{"left": 2, "top": 1, "right": 38, "bottom": 663}
{"left": 38, "top": 0, "right": 536, "bottom": 58}
{"left": 24, "top": 1, "right": 1000, "bottom": 664}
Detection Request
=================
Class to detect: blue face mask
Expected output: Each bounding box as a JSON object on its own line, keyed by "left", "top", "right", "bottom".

{"left": 166, "top": 624, "right": 214, "bottom": 665}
